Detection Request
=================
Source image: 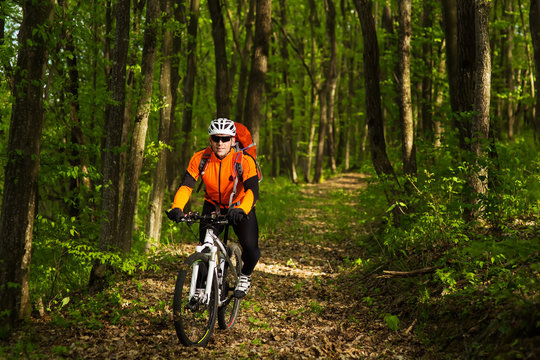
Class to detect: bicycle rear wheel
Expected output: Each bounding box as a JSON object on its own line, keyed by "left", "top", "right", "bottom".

{"left": 173, "top": 253, "right": 218, "bottom": 346}
{"left": 218, "top": 243, "right": 243, "bottom": 330}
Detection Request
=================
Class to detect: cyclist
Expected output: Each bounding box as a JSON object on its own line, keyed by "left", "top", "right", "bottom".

{"left": 167, "top": 118, "right": 260, "bottom": 298}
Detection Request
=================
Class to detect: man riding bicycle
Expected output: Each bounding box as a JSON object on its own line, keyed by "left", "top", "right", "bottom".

{"left": 167, "top": 118, "right": 260, "bottom": 298}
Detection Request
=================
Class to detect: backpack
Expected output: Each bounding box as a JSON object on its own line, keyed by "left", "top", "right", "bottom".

{"left": 233, "top": 122, "right": 257, "bottom": 159}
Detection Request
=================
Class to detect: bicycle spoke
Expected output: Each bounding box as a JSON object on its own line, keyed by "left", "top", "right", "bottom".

{"left": 218, "top": 243, "right": 243, "bottom": 330}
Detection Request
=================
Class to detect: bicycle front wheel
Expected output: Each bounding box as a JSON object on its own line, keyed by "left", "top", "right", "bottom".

{"left": 218, "top": 243, "right": 243, "bottom": 330}
{"left": 173, "top": 253, "right": 218, "bottom": 346}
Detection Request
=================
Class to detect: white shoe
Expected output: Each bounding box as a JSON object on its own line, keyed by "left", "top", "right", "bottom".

{"left": 234, "top": 274, "right": 251, "bottom": 298}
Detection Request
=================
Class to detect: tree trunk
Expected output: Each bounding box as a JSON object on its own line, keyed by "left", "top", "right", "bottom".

{"left": 421, "top": 1, "right": 433, "bottom": 143}
{"left": 58, "top": 0, "right": 91, "bottom": 218}
{"left": 208, "top": 0, "right": 231, "bottom": 117}
{"left": 531, "top": 0, "right": 540, "bottom": 141}
{"left": 467, "top": 0, "right": 491, "bottom": 220}
{"left": 166, "top": 0, "right": 185, "bottom": 193}
{"left": 354, "top": 0, "right": 401, "bottom": 223}
{"left": 313, "top": 0, "right": 338, "bottom": 183}
{"left": 243, "top": 0, "right": 271, "bottom": 146}
{"left": 279, "top": 0, "right": 298, "bottom": 183}
{"left": 234, "top": 0, "right": 256, "bottom": 123}
{"left": 117, "top": 0, "right": 159, "bottom": 254}
{"left": 313, "top": 89, "right": 329, "bottom": 183}
{"left": 397, "top": 0, "right": 416, "bottom": 177}
{"left": 90, "top": 0, "right": 131, "bottom": 288}
{"left": 353, "top": 0, "right": 397, "bottom": 179}
{"left": 181, "top": 0, "right": 200, "bottom": 170}
{"left": 304, "top": 0, "right": 320, "bottom": 183}
{"left": 441, "top": 0, "right": 460, "bottom": 123}
{"left": 0, "top": 0, "right": 54, "bottom": 330}
{"left": 506, "top": 2, "right": 515, "bottom": 140}
{"left": 146, "top": 0, "right": 174, "bottom": 250}
{"left": 456, "top": 0, "right": 476, "bottom": 152}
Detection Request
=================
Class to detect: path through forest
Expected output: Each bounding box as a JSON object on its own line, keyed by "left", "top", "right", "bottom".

{"left": 6, "top": 173, "right": 430, "bottom": 359}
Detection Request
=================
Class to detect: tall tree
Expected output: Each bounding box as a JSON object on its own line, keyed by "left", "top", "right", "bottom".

{"left": 467, "top": 0, "right": 492, "bottom": 220}
{"left": 208, "top": 0, "right": 231, "bottom": 117}
{"left": 353, "top": 0, "right": 401, "bottom": 222}
{"left": 90, "top": 0, "right": 131, "bottom": 287}
{"left": 0, "top": 0, "right": 54, "bottom": 330}
{"left": 353, "top": 0, "right": 396, "bottom": 179}
{"left": 233, "top": 0, "right": 256, "bottom": 123}
{"left": 181, "top": 0, "right": 200, "bottom": 171}
{"left": 117, "top": 0, "right": 159, "bottom": 254}
{"left": 505, "top": 1, "right": 516, "bottom": 140}
{"left": 278, "top": 0, "right": 298, "bottom": 182}
{"left": 455, "top": 0, "right": 476, "bottom": 152}
{"left": 244, "top": 0, "right": 272, "bottom": 145}
{"left": 441, "top": 0, "right": 459, "bottom": 126}
{"left": 531, "top": 0, "right": 540, "bottom": 141}
{"left": 421, "top": 0, "right": 434, "bottom": 143}
{"left": 313, "top": 0, "right": 338, "bottom": 183}
{"left": 166, "top": 0, "right": 186, "bottom": 193}
{"left": 397, "top": 0, "right": 416, "bottom": 177}
{"left": 146, "top": 0, "right": 175, "bottom": 249}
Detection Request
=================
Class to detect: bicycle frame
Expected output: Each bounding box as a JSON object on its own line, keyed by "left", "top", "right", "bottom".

{"left": 189, "top": 226, "right": 239, "bottom": 306}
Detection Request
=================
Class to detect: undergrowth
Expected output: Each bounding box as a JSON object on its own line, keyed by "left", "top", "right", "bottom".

{"left": 357, "top": 138, "right": 539, "bottom": 359}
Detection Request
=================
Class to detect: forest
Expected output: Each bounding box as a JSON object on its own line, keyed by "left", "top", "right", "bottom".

{"left": 0, "top": 0, "right": 539, "bottom": 358}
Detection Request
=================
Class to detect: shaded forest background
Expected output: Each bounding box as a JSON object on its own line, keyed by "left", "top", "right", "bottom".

{"left": 0, "top": 0, "right": 539, "bottom": 357}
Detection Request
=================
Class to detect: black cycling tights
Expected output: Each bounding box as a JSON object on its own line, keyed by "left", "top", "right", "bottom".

{"left": 199, "top": 201, "right": 260, "bottom": 276}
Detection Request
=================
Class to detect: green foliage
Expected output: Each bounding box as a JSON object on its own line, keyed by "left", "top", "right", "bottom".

{"left": 383, "top": 313, "right": 399, "bottom": 331}
{"left": 357, "top": 136, "right": 539, "bottom": 357}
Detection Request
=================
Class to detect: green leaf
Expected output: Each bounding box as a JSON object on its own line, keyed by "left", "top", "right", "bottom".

{"left": 384, "top": 314, "right": 399, "bottom": 331}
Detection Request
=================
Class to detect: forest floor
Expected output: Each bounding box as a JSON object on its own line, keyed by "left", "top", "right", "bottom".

{"left": 6, "top": 174, "right": 450, "bottom": 359}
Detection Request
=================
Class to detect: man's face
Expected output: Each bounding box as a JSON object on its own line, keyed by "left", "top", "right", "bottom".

{"left": 210, "top": 134, "right": 235, "bottom": 159}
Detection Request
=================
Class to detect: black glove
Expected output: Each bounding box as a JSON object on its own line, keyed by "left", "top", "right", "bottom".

{"left": 167, "top": 208, "right": 185, "bottom": 223}
{"left": 227, "top": 208, "right": 247, "bottom": 226}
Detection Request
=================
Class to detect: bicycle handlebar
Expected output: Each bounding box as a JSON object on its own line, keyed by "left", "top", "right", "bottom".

{"left": 166, "top": 210, "right": 229, "bottom": 225}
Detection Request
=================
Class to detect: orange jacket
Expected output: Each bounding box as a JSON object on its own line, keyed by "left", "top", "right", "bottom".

{"left": 173, "top": 148, "right": 259, "bottom": 214}
{"left": 234, "top": 122, "right": 256, "bottom": 159}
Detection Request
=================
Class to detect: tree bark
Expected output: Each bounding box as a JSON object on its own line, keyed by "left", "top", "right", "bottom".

{"left": 166, "top": 0, "right": 185, "bottom": 193}
{"left": 0, "top": 0, "right": 54, "bottom": 329}
{"left": 531, "top": 0, "right": 540, "bottom": 141}
{"left": 234, "top": 0, "right": 256, "bottom": 123}
{"left": 279, "top": 0, "right": 298, "bottom": 183}
{"left": 421, "top": 1, "right": 433, "bottom": 143}
{"left": 506, "top": 2, "right": 516, "bottom": 140}
{"left": 397, "top": 0, "right": 416, "bottom": 177}
{"left": 117, "top": 0, "right": 159, "bottom": 254}
{"left": 243, "top": 0, "right": 271, "bottom": 145}
{"left": 353, "top": 0, "right": 401, "bottom": 223}
{"left": 90, "top": 0, "right": 131, "bottom": 288}
{"left": 441, "top": 0, "right": 460, "bottom": 124}
{"left": 181, "top": 0, "right": 200, "bottom": 170}
{"left": 314, "top": 0, "right": 338, "bottom": 183}
{"left": 146, "top": 0, "right": 174, "bottom": 250}
{"left": 353, "top": 0, "right": 397, "bottom": 180}
{"left": 467, "top": 0, "right": 491, "bottom": 220}
{"left": 208, "top": 0, "right": 231, "bottom": 117}
{"left": 456, "top": 0, "right": 476, "bottom": 152}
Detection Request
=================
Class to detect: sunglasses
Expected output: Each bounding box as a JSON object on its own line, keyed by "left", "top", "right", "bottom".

{"left": 211, "top": 135, "right": 232, "bottom": 143}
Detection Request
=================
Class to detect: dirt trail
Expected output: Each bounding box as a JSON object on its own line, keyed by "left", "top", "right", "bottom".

{"left": 6, "top": 173, "right": 428, "bottom": 359}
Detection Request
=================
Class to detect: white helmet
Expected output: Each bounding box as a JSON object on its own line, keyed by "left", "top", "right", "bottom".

{"left": 208, "top": 118, "right": 236, "bottom": 136}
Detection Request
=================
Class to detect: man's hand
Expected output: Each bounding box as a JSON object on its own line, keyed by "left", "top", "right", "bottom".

{"left": 167, "top": 208, "right": 185, "bottom": 223}
{"left": 227, "top": 208, "right": 247, "bottom": 226}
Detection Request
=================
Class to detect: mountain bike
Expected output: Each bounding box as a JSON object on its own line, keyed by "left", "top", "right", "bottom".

{"left": 169, "top": 211, "right": 243, "bottom": 347}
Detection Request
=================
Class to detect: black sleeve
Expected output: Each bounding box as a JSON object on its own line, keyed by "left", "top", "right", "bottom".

{"left": 243, "top": 175, "right": 259, "bottom": 202}
{"left": 181, "top": 170, "right": 197, "bottom": 189}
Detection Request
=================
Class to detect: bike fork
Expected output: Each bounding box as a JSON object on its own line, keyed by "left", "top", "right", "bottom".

{"left": 189, "top": 243, "right": 218, "bottom": 305}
